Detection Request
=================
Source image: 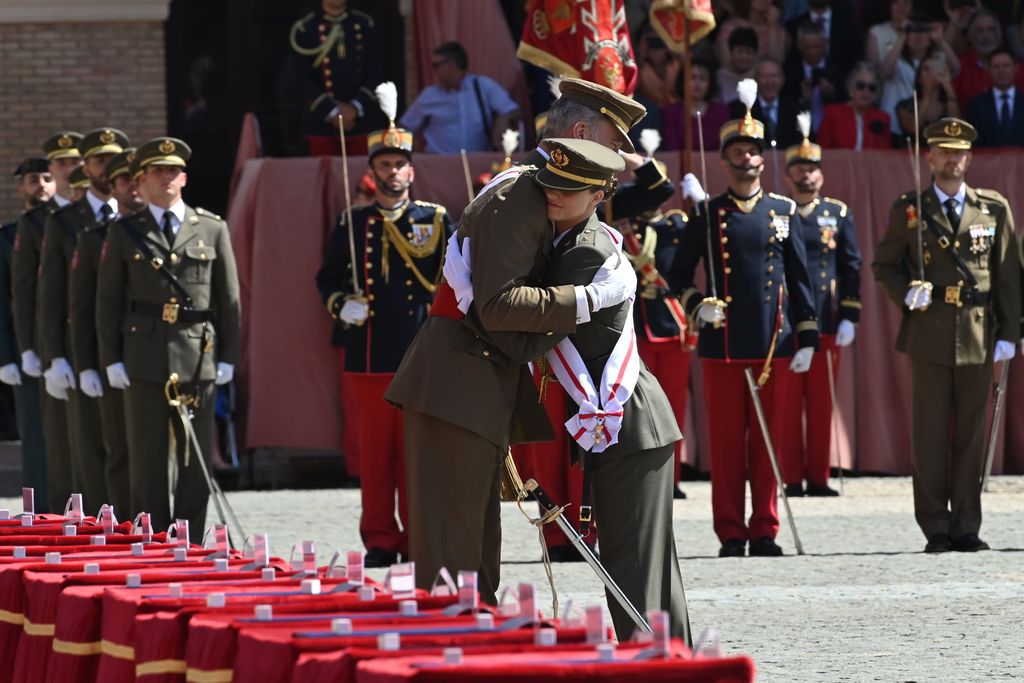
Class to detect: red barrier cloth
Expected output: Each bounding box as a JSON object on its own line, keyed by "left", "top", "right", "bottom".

{"left": 0, "top": 532, "right": 167, "bottom": 555}
{"left": 0, "top": 520, "right": 132, "bottom": 538}
{"left": 228, "top": 149, "right": 1024, "bottom": 474}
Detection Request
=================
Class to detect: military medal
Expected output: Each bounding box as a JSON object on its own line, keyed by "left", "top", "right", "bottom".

{"left": 905, "top": 204, "right": 919, "bottom": 229}
{"left": 771, "top": 214, "right": 790, "bottom": 241}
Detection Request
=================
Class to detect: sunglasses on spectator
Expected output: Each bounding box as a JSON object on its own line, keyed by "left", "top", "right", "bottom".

{"left": 431, "top": 59, "right": 450, "bottom": 69}
{"left": 854, "top": 81, "right": 878, "bottom": 92}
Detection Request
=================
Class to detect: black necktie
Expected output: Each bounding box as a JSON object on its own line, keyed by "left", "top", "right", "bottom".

{"left": 1000, "top": 92, "right": 1012, "bottom": 132}
{"left": 943, "top": 197, "right": 959, "bottom": 232}
{"left": 99, "top": 204, "right": 113, "bottom": 223}
{"left": 162, "top": 212, "right": 175, "bottom": 245}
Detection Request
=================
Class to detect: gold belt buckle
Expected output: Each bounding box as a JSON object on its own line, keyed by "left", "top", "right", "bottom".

{"left": 162, "top": 303, "right": 180, "bottom": 323}
{"left": 944, "top": 285, "right": 961, "bottom": 305}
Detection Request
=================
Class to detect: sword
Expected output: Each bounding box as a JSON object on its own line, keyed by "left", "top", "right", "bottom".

{"left": 770, "top": 139, "right": 781, "bottom": 194}
{"left": 523, "top": 478, "right": 653, "bottom": 634}
{"left": 743, "top": 367, "right": 805, "bottom": 555}
{"left": 981, "top": 361, "right": 1010, "bottom": 492}
{"left": 459, "top": 149, "right": 474, "bottom": 204}
{"left": 165, "top": 373, "right": 247, "bottom": 548}
{"left": 695, "top": 111, "right": 724, "bottom": 325}
{"left": 825, "top": 348, "right": 845, "bottom": 494}
{"left": 338, "top": 114, "right": 367, "bottom": 325}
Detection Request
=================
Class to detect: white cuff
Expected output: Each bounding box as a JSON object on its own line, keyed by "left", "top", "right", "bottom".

{"left": 573, "top": 285, "right": 591, "bottom": 325}
{"left": 325, "top": 105, "right": 340, "bottom": 122}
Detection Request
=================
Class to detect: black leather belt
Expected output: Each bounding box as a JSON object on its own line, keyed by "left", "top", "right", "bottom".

{"left": 130, "top": 301, "right": 214, "bottom": 324}
{"left": 942, "top": 285, "right": 989, "bottom": 307}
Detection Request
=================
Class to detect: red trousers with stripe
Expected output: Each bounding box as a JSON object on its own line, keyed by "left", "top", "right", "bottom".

{"left": 637, "top": 338, "right": 693, "bottom": 482}
{"left": 337, "top": 350, "right": 360, "bottom": 478}
{"left": 343, "top": 372, "right": 408, "bottom": 555}
{"left": 781, "top": 335, "right": 840, "bottom": 487}
{"left": 702, "top": 359, "right": 791, "bottom": 543}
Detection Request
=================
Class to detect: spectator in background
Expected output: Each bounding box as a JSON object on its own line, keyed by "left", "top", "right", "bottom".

{"left": 662, "top": 61, "right": 730, "bottom": 151}
{"left": 866, "top": 0, "right": 913, "bottom": 66}
{"left": 729, "top": 57, "right": 805, "bottom": 148}
{"left": 878, "top": 15, "right": 960, "bottom": 135}
{"left": 942, "top": 0, "right": 980, "bottom": 56}
{"left": 966, "top": 48, "right": 1024, "bottom": 147}
{"left": 400, "top": 41, "right": 522, "bottom": 154}
{"left": 714, "top": 0, "right": 791, "bottom": 65}
{"left": 817, "top": 62, "right": 892, "bottom": 148}
{"left": 636, "top": 30, "right": 681, "bottom": 106}
{"left": 785, "top": 0, "right": 863, "bottom": 82}
{"left": 952, "top": 9, "right": 1023, "bottom": 110}
{"left": 1006, "top": 11, "right": 1024, "bottom": 63}
{"left": 717, "top": 28, "right": 759, "bottom": 103}
{"left": 784, "top": 21, "right": 844, "bottom": 131}
{"left": 896, "top": 54, "right": 961, "bottom": 143}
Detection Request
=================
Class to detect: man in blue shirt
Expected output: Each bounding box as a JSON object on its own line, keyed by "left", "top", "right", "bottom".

{"left": 401, "top": 42, "right": 521, "bottom": 154}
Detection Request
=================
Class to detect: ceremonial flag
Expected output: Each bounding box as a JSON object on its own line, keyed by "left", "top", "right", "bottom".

{"left": 517, "top": 0, "right": 637, "bottom": 95}
{"left": 649, "top": 0, "right": 716, "bottom": 53}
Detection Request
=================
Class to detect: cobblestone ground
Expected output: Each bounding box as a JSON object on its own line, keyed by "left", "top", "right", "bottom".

{"left": 4, "top": 476, "right": 1023, "bottom": 681}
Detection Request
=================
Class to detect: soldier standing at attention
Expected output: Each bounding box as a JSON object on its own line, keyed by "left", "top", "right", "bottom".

{"left": 780, "top": 117, "right": 862, "bottom": 498}
{"left": 872, "top": 118, "right": 1020, "bottom": 553}
{"left": 12, "top": 133, "right": 82, "bottom": 512}
{"left": 68, "top": 149, "right": 143, "bottom": 517}
{"left": 96, "top": 137, "right": 241, "bottom": 540}
{"left": 0, "top": 158, "right": 53, "bottom": 506}
{"left": 39, "top": 127, "right": 129, "bottom": 510}
{"left": 671, "top": 80, "right": 819, "bottom": 558}
{"left": 316, "top": 103, "right": 452, "bottom": 568}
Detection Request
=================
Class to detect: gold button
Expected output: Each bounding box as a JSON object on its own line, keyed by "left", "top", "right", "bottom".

{"left": 718, "top": 209, "right": 726, "bottom": 216}
{"left": 724, "top": 267, "right": 732, "bottom": 274}
{"left": 957, "top": 301, "right": 964, "bottom": 308}
{"left": 133, "top": 253, "right": 142, "bottom": 261}
{"left": 406, "top": 233, "right": 413, "bottom": 239}
{"left": 170, "top": 297, "right": 178, "bottom": 304}
{"left": 673, "top": 238, "right": 679, "bottom": 244}
{"left": 821, "top": 272, "right": 827, "bottom": 278}
{"left": 170, "top": 254, "right": 179, "bottom": 262}
{"left": 721, "top": 236, "right": 728, "bottom": 244}
{"left": 768, "top": 252, "right": 776, "bottom": 259}
{"left": 954, "top": 241, "right": 960, "bottom": 248}
{"left": 130, "top": 325, "right": 137, "bottom": 333}
{"left": 200, "top": 253, "right": 207, "bottom": 260}
{"left": 725, "top": 295, "right": 733, "bottom": 303}
{"left": 366, "top": 278, "right": 374, "bottom": 285}
{"left": 823, "top": 210, "right": 830, "bottom": 217}
{"left": 820, "top": 285, "right": 827, "bottom": 292}
{"left": 767, "top": 265, "right": 774, "bottom": 273}
{"left": 722, "top": 252, "right": 730, "bottom": 260}
{"left": 546, "top": 331, "right": 554, "bottom": 336}
{"left": 766, "top": 280, "right": 773, "bottom": 287}
{"left": 406, "top": 294, "right": 413, "bottom": 301}
{"left": 482, "top": 350, "right": 490, "bottom": 357}
{"left": 769, "top": 237, "right": 776, "bottom": 244}
{"left": 765, "top": 295, "right": 771, "bottom": 302}
{"left": 368, "top": 294, "right": 375, "bottom": 301}
{"left": 405, "top": 280, "right": 412, "bottom": 286}
{"left": 366, "top": 247, "right": 373, "bottom": 253}
{"left": 408, "top": 311, "right": 414, "bottom": 316}
{"left": 369, "top": 311, "right": 375, "bottom": 317}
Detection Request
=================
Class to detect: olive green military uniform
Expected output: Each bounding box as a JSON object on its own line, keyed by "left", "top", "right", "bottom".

{"left": 95, "top": 138, "right": 241, "bottom": 540}
{"left": 11, "top": 132, "right": 82, "bottom": 513}
{"left": 872, "top": 119, "right": 1020, "bottom": 544}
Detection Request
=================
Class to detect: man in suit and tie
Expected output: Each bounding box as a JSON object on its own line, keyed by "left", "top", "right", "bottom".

{"left": 731, "top": 57, "right": 805, "bottom": 149}
{"left": 783, "top": 22, "right": 845, "bottom": 131}
{"left": 785, "top": 0, "right": 862, "bottom": 82}
{"left": 965, "top": 48, "right": 1024, "bottom": 148}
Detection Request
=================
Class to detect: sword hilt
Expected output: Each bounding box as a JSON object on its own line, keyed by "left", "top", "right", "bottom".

{"left": 523, "top": 479, "right": 556, "bottom": 512}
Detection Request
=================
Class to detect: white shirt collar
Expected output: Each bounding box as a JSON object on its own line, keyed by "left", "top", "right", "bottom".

{"left": 933, "top": 182, "right": 966, "bottom": 211}
{"left": 148, "top": 199, "right": 186, "bottom": 229}
{"left": 996, "top": 86, "right": 1016, "bottom": 100}
{"left": 86, "top": 190, "right": 118, "bottom": 219}
{"left": 811, "top": 8, "right": 832, "bottom": 22}
{"left": 52, "top": 193, "right": 72, "bottom": 208}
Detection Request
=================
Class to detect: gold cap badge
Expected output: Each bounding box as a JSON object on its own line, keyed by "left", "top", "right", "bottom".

{"left": 550, "top": 148, "right": 570, "bottom": 168}
{"left": 159, "top": 139, "right": 176, "bottom": 155}
{"left": 100, "top": 129, "right": 115, "bottom": 144}
{"left": 58, "top": 134, "right": 72, "bottom": 148}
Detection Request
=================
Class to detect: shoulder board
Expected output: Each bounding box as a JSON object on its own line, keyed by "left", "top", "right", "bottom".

{"left": 350, "top": 9, "right": 375, "bottom": 26}
{"left": 975, "top": 188, "right": 1008, "bottom": 204}
{"left": 194, "top": 206, "right": 223, "bottom": 221}
{"left": 822, "top": 197, "right": 848, "bottom": 217}
{"left": 897, "top": 191, "right": 917, "bottom": 202}
{"left": 413, "top": 200, "right": 445, "bottom": 212}
{"left": 768, "top": 192, "right": 796, "bottom": 213}
{"left": 661, "top": 208, "right": 688, "bottom": 224}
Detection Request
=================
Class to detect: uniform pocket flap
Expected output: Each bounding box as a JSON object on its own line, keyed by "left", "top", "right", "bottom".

{"left": 184, "top": 245, "right": 217, "bottom": 261}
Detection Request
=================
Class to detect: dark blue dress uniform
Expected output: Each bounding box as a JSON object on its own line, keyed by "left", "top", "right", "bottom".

{"left": 287, "top": 9, "right": 385, "bottom": 142}
{"left": 601, "top": 159, "right": 675, "bottom": 224}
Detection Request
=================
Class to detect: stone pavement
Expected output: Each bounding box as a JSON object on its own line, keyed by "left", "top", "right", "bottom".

{"left": 4, "top": 476, "right": 1023, "bottom": 681}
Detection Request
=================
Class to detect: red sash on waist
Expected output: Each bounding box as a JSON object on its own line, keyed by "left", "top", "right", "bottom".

{"left": 428, "top": 282, "right": 465, "bottom": 321}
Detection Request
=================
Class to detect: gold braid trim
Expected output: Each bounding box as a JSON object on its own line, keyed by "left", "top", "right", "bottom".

{"left": 289, "top": 20, "right": 343, "bottom": 67}
{"left": 380, "top": 207, "right": 443, "bottom": 293}
{"left": 53, "top": 639, "right": 102, "bottom": 656}
{"left": 624, "top": 227, "right": 658, "bottom": 277}
{"left": 136, "top": 659, "right": 187, "bottom": 677}
{"left": 186, "top": 668, "right": 233, "bottom": 683}
{"left": 758, "top": 284, "right": 785, "bottom": 387}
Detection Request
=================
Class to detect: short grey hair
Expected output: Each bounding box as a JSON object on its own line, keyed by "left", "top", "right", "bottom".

{"left": 542, "top": 98, "right": 605, "bottom": 138}
{"left": 846, "top": 61, "right": 881, "bottom": 94}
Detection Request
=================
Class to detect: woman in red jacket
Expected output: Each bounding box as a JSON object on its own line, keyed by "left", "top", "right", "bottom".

{"left": 817, "top": 62, "right": 893, "bottom": 149}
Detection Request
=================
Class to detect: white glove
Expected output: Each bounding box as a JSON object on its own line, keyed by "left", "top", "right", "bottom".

{"left": 584, "top": 252, "right": 637, "bottom": 313}
{"left": 994, "top": 340, "right": 1015, "bottom": 363}
{"left": 681, "top": 172, "right": 707, "bottom": 203}
{"left": 21, "top": 350, "right": 42, "bottom": 378}
{"left": 0, "top": 363, "right": 21, "bottom": 386}
{"left": 105, "top": 362, "right": 131, "bottom": 390}
{"left": 43, "top": 373, "right": 68, "bottom": 400}
{"left": 215, "top": 362, "right": 234, "bottom": 386}
{"left": 835, "top": 320, "right": 856, "bottom": 347}
{"left": 904, "top": 282, "right": 932, "bottom": 310}
{"left": 79, "top": 369, "right": 104, "bottom": 398}
{"left": 45, "top": 357, "right": 76, "bottom": 391}
{"left": 339, "top": 298, "right": 369, "bottom": 325}
{"left": 695, "top": 299, "right": 726, "bottom": 326}
{"left": 442, "top": 234, "right": 474, "bottom": 314}
{"left": 789, "top": 347, "right": 814, "bottom": 373}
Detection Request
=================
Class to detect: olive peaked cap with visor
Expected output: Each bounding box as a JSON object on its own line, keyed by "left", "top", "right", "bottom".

{"left": 534, "top": 138, "right": 625, "bottom": 193}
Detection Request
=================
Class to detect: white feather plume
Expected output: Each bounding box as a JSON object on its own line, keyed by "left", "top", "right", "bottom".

{"left": 548, "top": 75, "right": 563, "bottom": 101}
{"left": 375, "top": 81, "right": 398, "bottom": 123}
{"left": 736, "top": 78, "right": 758, "bottom": 111}
{"left": 639, "top": 129, "right": 661, "bottom": 157}
{"left": 797, "top": 111, "right": 811, "bottom": 140}
{"left": 501, "top": 129, "right": 519, "bottom": 157}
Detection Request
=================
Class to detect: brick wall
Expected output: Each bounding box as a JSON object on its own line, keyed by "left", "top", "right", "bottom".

{"left": 0, "top": 21, "right": 167, "bottom": 219}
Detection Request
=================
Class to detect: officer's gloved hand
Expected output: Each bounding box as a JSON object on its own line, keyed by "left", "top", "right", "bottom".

{"left": 105, "top": 363, "right": 131, "bottom": 390}
{"left": 79, "top": 369, "right": 104, "bottom": 398}
{"left": 215, "top": 363, "right": 234, "bottom": 386}
{"left": 789, "top": 347, "right": 814, "bottom": 373}
{"left": 835, "top": 320, "right": 856, "bottom": 347}
{"left": 442, "top": 234, "right": 474, "bottom": 314}
{"left": 994, "top": 340, "right": 1015, "bottom": 363}
{"left": 0, "top": 363, "right": 22, "bottom": 386}
{"left": 21, "top": 350, "right": 43, "bottom": 378}
{"left": 695, "top": 299, "right": 726, "bottom": 326}
{"left": 904, "top": 282, "right": 932, "bottom": 310}
{"left": 681, "top": 173, "right": 708, "bottom": 203}
{"left": 585, "top": 252, "right": 637, "bottom": 313}
{"left": 45, "top": 358, "right": 76, "bottom": 391}
{"left": 339, "top": 298, "right": 369, "bottom": 325}
{"left": 43, "top": 373, "right": 68, "bottom": 400}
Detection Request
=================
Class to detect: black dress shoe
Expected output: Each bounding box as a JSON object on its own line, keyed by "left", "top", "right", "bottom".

{"left": 673, "top": 484, "right": 688, "bottom": 500}
{"left": 805, "top": 483, "right": 840, "bottom": 497}
{"left": 748, "top": 536, "right": 784, "bottom": 557}
{"left": 364, "top": 547, "right": 398, "bottom": 568}
{"left": 784, "top": 483, "right": 804, "bottom": 497}
{"left": 951, "top": 533, "right": 990, "bottom": 552}
{"left": 718, "top": 539, "right": 746, "bottom": 557}
{"left": 924, "top": 534, "right": 951, "bottom": 553}
{"left": 546, "top": 544, "right": 586, "bottom": 562}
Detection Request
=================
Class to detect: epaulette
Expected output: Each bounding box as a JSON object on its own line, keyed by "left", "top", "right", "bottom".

{"left": 350, "top": 9, "right": 375, "bottom": 27}
{"left": 768, "top": 192, "right": 797, "bottom": 214}
{"left": 822, "top": 197, "right": 848, "bottom": 217}
{"left": 975, "top": 188, "right": 1008, "bottom": 204}
{"left": 660, "top": 208, "right": 688, "bottom": 225}
{"left": 195, "top": 207, "right": 223, "bottom": 222}
{"left": 413, "top": 200, "right": 444, "bottom": 211}
{"left": 897, "top": 191, "right": 917, "bottom": 202}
